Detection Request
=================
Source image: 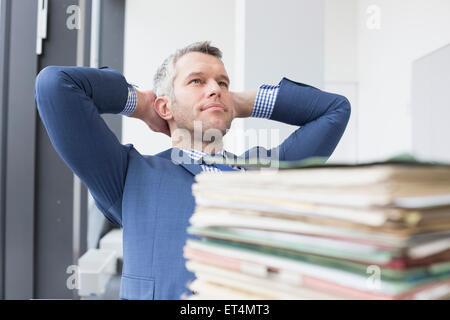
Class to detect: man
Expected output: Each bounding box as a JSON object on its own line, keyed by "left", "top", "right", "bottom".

{"left": 35, "top": 41, "right": 351, "bottom": 300}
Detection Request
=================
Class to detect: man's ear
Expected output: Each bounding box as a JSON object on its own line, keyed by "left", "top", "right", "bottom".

{"left": 154, "top": 96, "right": 174, "bottom": 121}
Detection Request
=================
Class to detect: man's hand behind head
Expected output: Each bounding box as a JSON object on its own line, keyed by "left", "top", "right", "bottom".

{"left": 231, "top": 90, "right": 258, "bottom": 119}
{"left": 129, "top": 88, "right": 171, "bottom": 137}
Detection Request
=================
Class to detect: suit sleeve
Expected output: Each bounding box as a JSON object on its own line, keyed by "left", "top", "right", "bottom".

{"left": 35, "top": 66, "right": 132, "bottom": 226}
{"left": 270, "top": 77, "right": 351, "bottom": 161}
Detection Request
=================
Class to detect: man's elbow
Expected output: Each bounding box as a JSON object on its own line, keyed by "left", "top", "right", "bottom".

{"left": 35, "top": 66, "right": 70, "bottom": 108}
{"left": 35, "top": 66, "right": 64, "bottom": 94}
{"left": 335, "top": 95, "right": 351, "bottom": 125}
{"left": 340, "top": 95, "right": 351, "bottom": 115}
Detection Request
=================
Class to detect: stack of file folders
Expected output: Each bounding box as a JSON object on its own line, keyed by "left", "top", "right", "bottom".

{"left": 184, "top": 157, "right": 450, "bottom": 300}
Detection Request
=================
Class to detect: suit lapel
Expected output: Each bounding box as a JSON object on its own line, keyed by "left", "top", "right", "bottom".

{"left": 164, "top": 148, "right": 203, "bottom": 176}
{"left": 178, "top": 163, "right": 203, "bottom": 176}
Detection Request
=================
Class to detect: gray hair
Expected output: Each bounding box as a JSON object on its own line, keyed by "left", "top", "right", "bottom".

{"left": 153, "top": 41, "right": 223, "bottom": 99}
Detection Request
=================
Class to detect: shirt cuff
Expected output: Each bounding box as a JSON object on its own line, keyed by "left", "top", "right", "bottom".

{"left": 120, "top": 85, "right": 138, "bottom": 116}
{"left": 251, "top": 84, "right": 280, "bottom": 119}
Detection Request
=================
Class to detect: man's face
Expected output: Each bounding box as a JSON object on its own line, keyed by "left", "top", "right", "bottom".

{"left": 169, "top": 52, "right": 234, "bottom": 136}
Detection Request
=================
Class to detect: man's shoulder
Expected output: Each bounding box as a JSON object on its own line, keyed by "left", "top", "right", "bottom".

{"left": 130, "top": 147, "right": 174, "bottom": 163}
{"left": 240, "top": 146, "right": 273, "bottom": 159}
{"left": 153, "top": 148, "right": 173, "bottom": 160}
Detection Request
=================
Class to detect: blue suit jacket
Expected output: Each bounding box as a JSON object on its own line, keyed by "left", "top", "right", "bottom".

{"left": 35, "top": 66, "right": 350, "bottom": 299}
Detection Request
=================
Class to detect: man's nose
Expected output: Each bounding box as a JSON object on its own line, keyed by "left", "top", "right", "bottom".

{"left": 206, "top": 80, "right": 221, "bottom": 98}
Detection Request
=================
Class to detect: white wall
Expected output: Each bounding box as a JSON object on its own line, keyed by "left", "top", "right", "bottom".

{"left": 324, "top": 0, "right": 358, "bottom": 83}
{"left": 411, "top": 44, "right": 450, "bottom": 162}
{"left": 239, "top": 0, "right": 325, "bottom": 154}
{"left": 123, "top": 0, "right": 236, "bottom": 155}
{"left": 356, "top": 0, "right": 450, "bottom": 162}
{"left": 325, "top": 0, "right": 450, "bottom": 163}
{"left": 324, "top": 0, "right": 358, "bottom": 163}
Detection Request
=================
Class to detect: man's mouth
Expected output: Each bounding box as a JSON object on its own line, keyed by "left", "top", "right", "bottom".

{"left": 202, "top": 103, "right": 225, "bottom": 112}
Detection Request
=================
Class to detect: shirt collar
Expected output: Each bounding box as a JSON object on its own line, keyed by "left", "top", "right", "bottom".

{"left": 181, "top": 148, "right": 226, "bottom": 163}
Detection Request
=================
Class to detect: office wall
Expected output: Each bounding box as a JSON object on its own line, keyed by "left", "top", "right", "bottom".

{"left": 238, "top": 0, "right": 324, "bottom": 154}
{"left": 411, "top": 44, "right": 450, "bottom": 162}
{"left": 123, "top": 0, "right": 236, "bottom": 155}
{"left": 324, "top": 0, "right": 450, "bottom": 163}
{"left": 324, "top": 0, "right": 358, "bottom": 83}
{"left": 356, "top": 0, "right": 450, "bottom": 162}
{"left": 324, "top": 0, "right": 358, "bottom": 163}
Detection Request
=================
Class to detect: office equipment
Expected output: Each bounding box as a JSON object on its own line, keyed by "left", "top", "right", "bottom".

{"left": 78, "top": 229, "right": 123, "bottom": 297}
{"left": 78, "top": 248, "right": 117, "bottom": 297}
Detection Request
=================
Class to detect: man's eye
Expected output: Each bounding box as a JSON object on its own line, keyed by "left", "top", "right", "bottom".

{"left": 219, "top": 81, "right": 229, "bottom": 88}
{"left": 190, "top": 79, "right": 202, "bottom": 84}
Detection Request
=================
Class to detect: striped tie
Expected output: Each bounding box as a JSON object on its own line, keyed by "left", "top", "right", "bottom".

{"left": 201, "top": 154, "right": 239, "bottom": 172}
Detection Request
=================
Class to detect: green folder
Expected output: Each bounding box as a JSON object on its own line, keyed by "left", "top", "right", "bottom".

{"left": 188, "top": 226, "right": 450, "bottom": 281}
{"left": 201, "top": 152, "right": 450, "bottom": 170}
